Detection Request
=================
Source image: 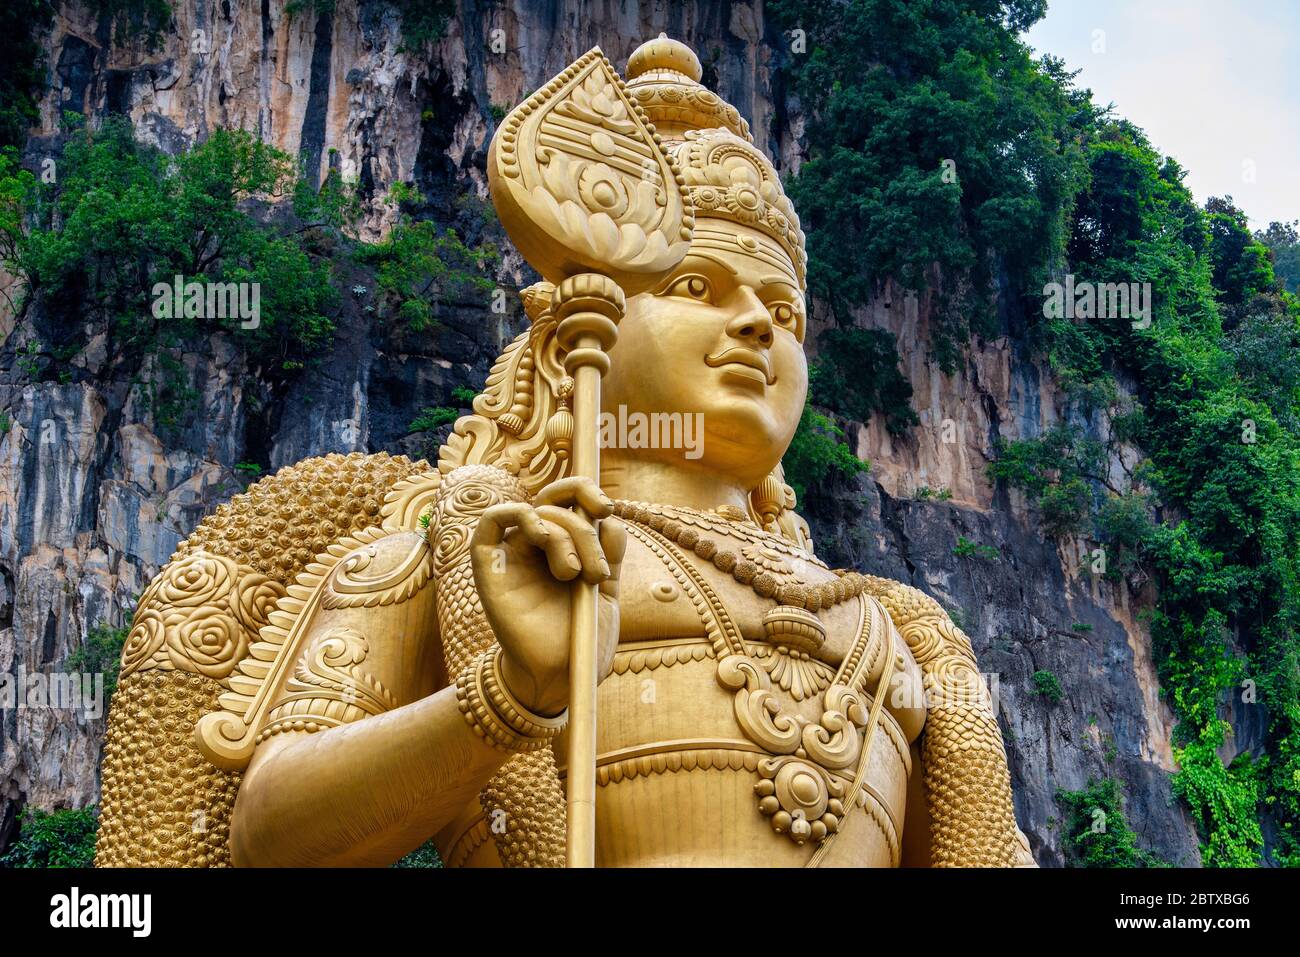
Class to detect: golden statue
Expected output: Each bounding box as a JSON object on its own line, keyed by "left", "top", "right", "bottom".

{"left": 95, "top": 36, "right": 1035, "bottom": 868}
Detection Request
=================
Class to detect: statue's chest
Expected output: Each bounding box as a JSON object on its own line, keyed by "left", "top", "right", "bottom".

{"left": 568, "top": 506, "right": 921, "bottom": 863}
{"left": 614, "top": 514, "right": 862, "bottom": 666}
{"left": 603, "top": 504, "right": 926, "bottom": 742}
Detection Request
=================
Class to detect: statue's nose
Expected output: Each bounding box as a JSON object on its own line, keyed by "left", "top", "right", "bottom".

{"left": 725, "top": 289, "right": 774, "bottom": 348}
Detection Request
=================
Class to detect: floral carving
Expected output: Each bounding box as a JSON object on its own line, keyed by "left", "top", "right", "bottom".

{"left": 741, "top": 542, "right": 793, "bottom": 577}
{"left": 118, "top": 550, "right": 286, "bottom": 684}
{"left": 120, "top": 608, "right": 166, "bottom": 675}
{"left": 153, "top": 554, "right": 235, "bottom": 608}
{"left": 489, "top": 47, "right": 693, "bottom": 288}
{"left": 167, "top": 606, "right": 247, "bottom": 680}
{"left": 557, "top": 68, "right": 638, "bottom": 134}
{"left": 232, "top": 573, "right": 285, "bottom": 635}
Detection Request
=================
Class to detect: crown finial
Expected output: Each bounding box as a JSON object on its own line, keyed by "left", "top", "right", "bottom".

{"left": 623, "top": 34, "right": 751, "bottom": 143}
{"left": 626, "top": 33, "right": 703, "bottom": 83}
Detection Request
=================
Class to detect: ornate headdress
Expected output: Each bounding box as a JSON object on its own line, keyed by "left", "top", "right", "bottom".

{"left": 624, "top": 35, "right": 807, "bottom": 291}
{"left": 442, "top": 36, "right": 808, "bottom": 544}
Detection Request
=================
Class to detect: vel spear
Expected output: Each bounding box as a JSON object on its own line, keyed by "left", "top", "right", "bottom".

{"left": 486, "top": 46, "right": 693, "bottom": 866}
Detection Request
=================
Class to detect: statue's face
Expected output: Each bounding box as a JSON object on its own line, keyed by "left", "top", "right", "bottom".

{"left": 602, "top": 221, "right": 807, "bottom": 487}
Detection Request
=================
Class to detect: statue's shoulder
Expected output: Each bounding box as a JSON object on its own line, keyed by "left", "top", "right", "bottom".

{"left": 382, "top": 462, "right": 532, "bottom": 534}
{"left": 98, "top": 450, "right": 431, "bottom": 865}
{"left": 858, "top": 575, "right": 977, "bottom": 662}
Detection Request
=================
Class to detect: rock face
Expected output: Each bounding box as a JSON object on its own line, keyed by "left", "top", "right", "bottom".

{"left": 0, "top": 0, "right": 1202, "bottom": 865}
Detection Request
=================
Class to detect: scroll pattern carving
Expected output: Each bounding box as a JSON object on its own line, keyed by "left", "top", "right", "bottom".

{"left": 258, "top": 627, "right": 398, "bottom": 741}
{"left": 193, "top": 526, "right": 429, "bottom": 770}
{"left": 489, "top": 47, "right": 693, "bottom": 290}
{"left": 625, "top": 518, "right": 892, "bottom": 850}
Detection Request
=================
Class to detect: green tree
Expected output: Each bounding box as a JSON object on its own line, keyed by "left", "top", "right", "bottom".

{"left": 1, "top": 807, "right": 98, "bottom": 868}
{"left": 356, "top": 184, "right": 497, "bottom": 333}
{"left": 1257, "top": 220, "right": 1300, "bottom": 294}
{"left": 782, "top": 403, "right": 869, "bottom": 501}
{"left": 770, "top": 0, "right": 1094, "bottom": 372}
{"left": 9, "top": 120, "right": 338, "bottom": 357}
{"left": 811, "top": 328, "right": 917, "bottom": 435}
{"left": 1057, "top": 779, "right": 1164, "bottom": 867}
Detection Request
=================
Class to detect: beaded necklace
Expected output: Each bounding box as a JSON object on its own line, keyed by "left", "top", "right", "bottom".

{"left": 611, "top": 500, "right": 870, "bottom": 614}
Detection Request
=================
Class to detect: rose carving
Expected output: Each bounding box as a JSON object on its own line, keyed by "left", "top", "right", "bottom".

{"left": 153, "top": 554, "right": 236, "bottom": 608}
{"left": 120, "top": 608, "right": 166, "bottom": 677}
{"left": 166, "top": 605, "right": 247, "bottom": 680}
{"left": 232, "top": 573, "right": 287, "bottom": 636}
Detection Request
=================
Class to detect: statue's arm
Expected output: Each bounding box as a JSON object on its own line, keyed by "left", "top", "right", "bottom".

{"left": 229, "top": 464, "right": 615, "bottom": 867}
{"left": 868, "top": 577, "right": 1034, "bottom": 867}
{"left": 227, "top": 513, "right": 520, "bottom": 867}
{"left": 231, "top": 682, "right": 511, "bottom": 867}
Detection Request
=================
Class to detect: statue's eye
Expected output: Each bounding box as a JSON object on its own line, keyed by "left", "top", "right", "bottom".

{"left": 765, "top": 299, "right": 805, "bottom": 342}
{"left": 665, "top": 275, "right": 713, "bottom": 302}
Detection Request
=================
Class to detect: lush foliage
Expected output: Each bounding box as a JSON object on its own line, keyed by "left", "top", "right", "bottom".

{"left": 953, "top": 535, "right": 999, "bottom": 560}
{"left": 389, "top": 0, "right": 457, "bottom": 49}
{"left": 988, "top": 129, "right": 1300, "bottom": 866}
{"left": 811, "top": 328, "right": 918, "bottom": 435}
{"left": 1258, "top": 221, "right": 1300, "bottom": 295}
{"left": 3, "top": 119, "right": 337, "bottom": 369}
{"left": 782, "top": 402, "right": 869, "bottom": 501}
{"left": 391, "top": 839, "right": 443, "bottom": 868}
{"left": 770, "top": 0, "right": 1095, "bottom": 373}
{"left": 1032, "top": 669, "right": 1063, "bottom": 704}
{"left": 1057, "top": 779, "right": 1164, "bottom": 867}
{"left": 0, "top": 807, "right": 98, "bottom": 868}
{"left": 357, "top": 184, "right": 497, "bottom": 332}
{"left": 778, "top": 0, "right": 1300, "bottom": 866}
{"left": 2, "top": 118, "right": 494, "bottom": 435}
{"left": 67, "top": 624, "right": 129, "bottom": 703}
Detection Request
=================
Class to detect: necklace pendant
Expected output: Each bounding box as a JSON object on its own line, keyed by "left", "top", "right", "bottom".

{"left": 762, "top": 605, "right": 825, "bottom": 655}
{"left": 759, "top": 605, "right": 831, "bottom": 702}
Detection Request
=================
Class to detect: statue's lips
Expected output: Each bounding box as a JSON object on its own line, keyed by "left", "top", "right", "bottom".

{"left": 704, "top": 347, "right": 775, "bottom": 386}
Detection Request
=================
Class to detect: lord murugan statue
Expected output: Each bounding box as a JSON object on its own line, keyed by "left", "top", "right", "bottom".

{"left": 95, "top": 36, "right": 1035, "bottom": 868}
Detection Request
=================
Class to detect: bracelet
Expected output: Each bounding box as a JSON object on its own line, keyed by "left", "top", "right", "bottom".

{"left": 455, "top": 648, "right": 568, "bottom": 753}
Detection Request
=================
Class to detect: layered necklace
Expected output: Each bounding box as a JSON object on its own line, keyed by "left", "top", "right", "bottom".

{"left": 610, "top": 499, "right": 898, "bottom": 861}
{"left": 610, "top": 500, "right": 872, "bottom": 613}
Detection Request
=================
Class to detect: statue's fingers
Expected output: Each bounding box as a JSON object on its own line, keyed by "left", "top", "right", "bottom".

{"left": 598, "top": 517, "right": 626, "bottom": 598}
{"left": 533, "top": 518, "right": 583, "bottom": 582}
{"left": 535, "top": 476, "right": 614, "bottom": 518}
{"left": 472, "top": 502, "right": 550, "bottom": 549}
{"left": 537, "top": 505, "right": 608, "bottom": 585}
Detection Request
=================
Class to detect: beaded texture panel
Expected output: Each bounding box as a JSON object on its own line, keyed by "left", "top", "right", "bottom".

{"left": 96, "top": 452, "right": 425, "bottom": 867}
{"left": 863, "top": 576, "right": 1027, "bottom": 866}
{"left": 432, "top": 465, "right": 567, "bottom": 867}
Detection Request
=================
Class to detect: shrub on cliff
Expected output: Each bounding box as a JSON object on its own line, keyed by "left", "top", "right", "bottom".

{"left": 6, "top": 118, "right": 337, "bottom": 360}
{"left": 1057, "top": 779, "right": 1165, "bottom": 868}
{"left": 0, "top": 807, "right": 98, "bottom": 868}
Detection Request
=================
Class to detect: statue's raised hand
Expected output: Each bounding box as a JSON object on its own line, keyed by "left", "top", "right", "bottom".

{"left": 470, "top": 476, "right": 625, "bottom": 717}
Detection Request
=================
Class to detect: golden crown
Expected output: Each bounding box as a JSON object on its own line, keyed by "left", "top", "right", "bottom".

{"left": 625, "top": 35, "right": 808, "bottom": 289}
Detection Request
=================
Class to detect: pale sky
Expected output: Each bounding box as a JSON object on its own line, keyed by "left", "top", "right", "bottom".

{"left": 1026, "top": 0, "right": 1300, "bottom": 229}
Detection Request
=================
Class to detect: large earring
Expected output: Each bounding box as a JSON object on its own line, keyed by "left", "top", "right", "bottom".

{"left": 751, "top": 473, "right": 785, "bottom": 531}
{"left": 545, "top": 376, "right": 575, "bottom": 460}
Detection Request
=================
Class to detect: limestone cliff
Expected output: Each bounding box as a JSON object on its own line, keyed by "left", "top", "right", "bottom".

{"left": 0, "top": 0, "right": 1203, "bottom": 865}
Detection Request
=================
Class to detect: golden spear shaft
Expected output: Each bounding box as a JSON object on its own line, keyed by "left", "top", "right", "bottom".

{"left": 553, "top": 275, "right": 624, "bottom": 867}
